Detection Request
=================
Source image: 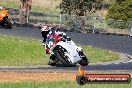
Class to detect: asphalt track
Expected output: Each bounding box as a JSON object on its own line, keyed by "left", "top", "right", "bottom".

{"left": 0, "top": 26, "right": 132, "bottom": 71}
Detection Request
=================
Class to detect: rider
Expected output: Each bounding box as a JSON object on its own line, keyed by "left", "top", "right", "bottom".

{"left": 41, "top": 25, "right": 71, "bottom": 65}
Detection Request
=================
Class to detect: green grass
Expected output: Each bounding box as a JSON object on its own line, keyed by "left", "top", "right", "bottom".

{"left": 0, "top": 35, "right": 49, "bottom": 66}
{"left": 0, "top": 81, "right": 131, "bottom": 88}
{"left": 83, "top": 46, "right": 119, "bottom": 63}
{"left": 0, "top": 35, "right": 119, "bottom": 66}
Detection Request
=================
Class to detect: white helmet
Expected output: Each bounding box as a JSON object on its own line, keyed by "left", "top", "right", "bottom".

{"left": 41, "top": 25, "right": 51, "bottom": 32}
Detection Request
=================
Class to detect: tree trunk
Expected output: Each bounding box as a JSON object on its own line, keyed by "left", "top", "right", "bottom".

{"left": 19, "top": 0, "right": 32, "bottom": 24}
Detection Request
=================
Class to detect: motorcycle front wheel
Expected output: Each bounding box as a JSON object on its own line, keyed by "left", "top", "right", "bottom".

{"left": 54, "top": 45, "right": 72, "bottom": 67}
{"left": 4, "top": 17, "right": 12, "bottom": 29}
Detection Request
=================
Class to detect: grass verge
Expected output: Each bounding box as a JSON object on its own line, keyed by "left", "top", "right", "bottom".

{"left": 0, "top": 81, "right": 131, "bottom": 88}
{"left": 82, "top": 46, "right": 119, "bottom": 63}
{"left": 0, "top": 35, "right": 119, "bottom": 66}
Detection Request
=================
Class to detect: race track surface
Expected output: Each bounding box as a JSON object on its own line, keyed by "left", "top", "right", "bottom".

{"left": 0, "top": 62, "right": 132, "bottom": 72}
{"left": 0, "top": 26, "right": 132, "bottom": 71}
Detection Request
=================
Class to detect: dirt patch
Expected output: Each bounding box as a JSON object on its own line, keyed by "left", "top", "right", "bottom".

{"left": 0, "top": 72, "right": 76, "bottom": 82}
{"left": 0, "top": 71, "right": 131, "bottom": 82}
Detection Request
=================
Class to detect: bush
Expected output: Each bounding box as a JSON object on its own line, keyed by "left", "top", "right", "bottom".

{"left": 106, "top": 0, "right": 132, "bottom": 29}
{"left": 106, "top": 0, "right": 132, "bottom": 21}
{"left": 107, "top": 19, "right": 129, "bottom": 29}
{"left": 66, "top": 17, "right": 80, "bottom": 32}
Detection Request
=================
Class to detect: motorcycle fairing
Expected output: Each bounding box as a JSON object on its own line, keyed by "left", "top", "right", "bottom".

{"left": 56, "top": 41, "right": 82, "bottom": 64}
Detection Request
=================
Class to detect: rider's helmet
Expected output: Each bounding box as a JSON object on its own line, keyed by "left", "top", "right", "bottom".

{"left": 41, "top": 25, "right": 52, "bottom": 42}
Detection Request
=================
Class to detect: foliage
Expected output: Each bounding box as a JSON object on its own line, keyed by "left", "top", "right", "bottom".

{"left": 60, "top": 0, "right": 105, "bottom": 32}
{"left": 106, "top": 0, "right": 132, "bottom": 29}
{"left": 60, "top": 0, "right": 103, "bottom": 16}
{"left": 106, "top": 0, "right": 132, "bottom": 21}
{"left": 66, "top": 18, "right": 80, "bottom": 32}
{"left": 107, "top": 19, "right": 130, "bottom": 29}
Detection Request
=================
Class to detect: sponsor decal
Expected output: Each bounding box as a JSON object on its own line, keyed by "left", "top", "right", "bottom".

{"left": 76, "top": 66, "right": 131, "bottom": 85}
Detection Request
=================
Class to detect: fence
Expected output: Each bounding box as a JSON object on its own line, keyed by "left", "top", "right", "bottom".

{"left": 0, "top": 0, "right": 132, "bottom": 35}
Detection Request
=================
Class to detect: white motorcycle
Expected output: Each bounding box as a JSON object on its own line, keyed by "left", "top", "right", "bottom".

{"left": 45, "top": 32, "right": 89, "bottom": 66}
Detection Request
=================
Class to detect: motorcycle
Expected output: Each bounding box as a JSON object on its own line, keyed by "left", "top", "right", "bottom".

{"left": 45, "top": 32, "right": 89, "bottom": 66}
{"left": 0, "top": 6, "right": 12, "bottom": 29}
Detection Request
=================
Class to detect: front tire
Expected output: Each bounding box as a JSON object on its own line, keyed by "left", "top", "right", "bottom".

{"left": 79, "top": 56, "right": 89, "bottom": 66}
{"left": 54, "top": 46, "right": 72, "bottom": 67}
{"left": 5, "top": 17, "right": 12, "bottom": 29}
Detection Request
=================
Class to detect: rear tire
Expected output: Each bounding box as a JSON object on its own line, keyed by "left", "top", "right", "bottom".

{"left": 54, "top": 46, "right": 72, "bottom": 67}
{"left": 79, "top": 56, "right": 89, "bottom": 66}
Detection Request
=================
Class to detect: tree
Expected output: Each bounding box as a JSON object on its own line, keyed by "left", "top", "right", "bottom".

{"left": 60, "top": 0, "right": 99, "bottom": 16}
{"left": 60, "top": 0, "right": 102, "bottom": 32}
{"left": 106, "top": 0, "right": 132, "bottom": 21}
{"left": 19, "top": 0, "right": 32, "bottom": 24}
